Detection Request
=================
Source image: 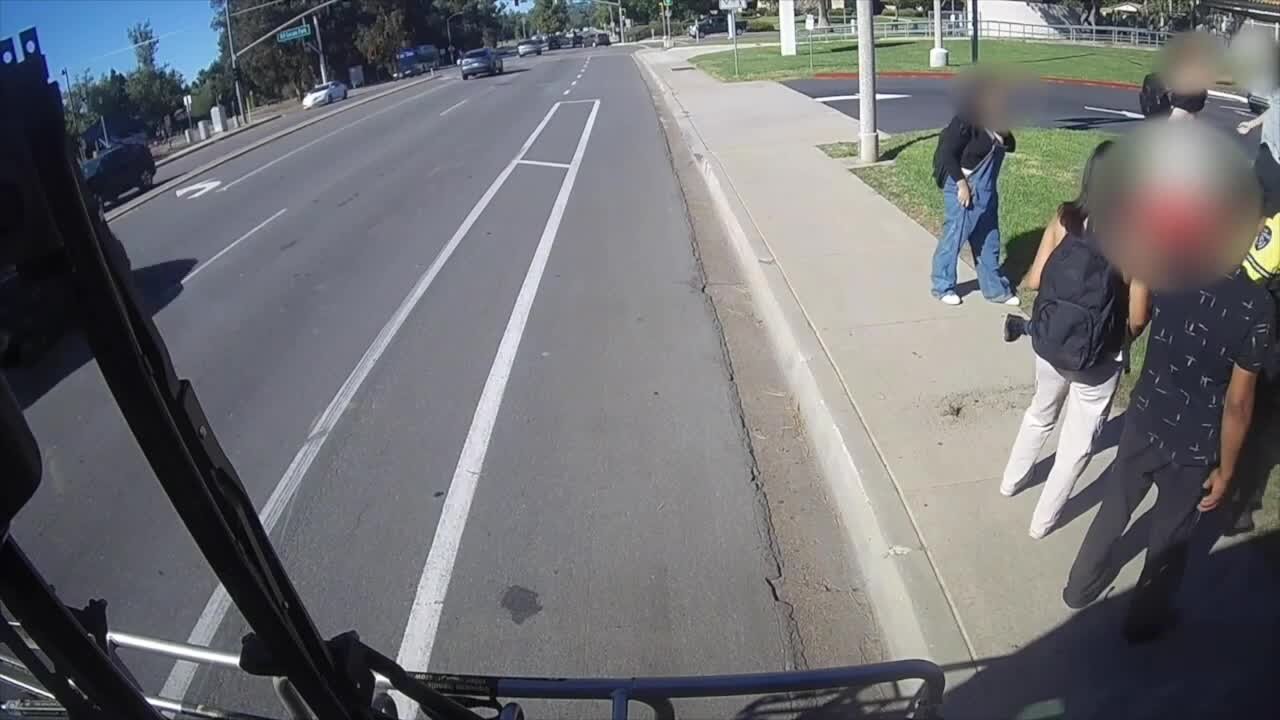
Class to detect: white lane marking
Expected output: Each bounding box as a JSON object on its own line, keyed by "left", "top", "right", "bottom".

{"left": 158, "top": 99, "right": 567, "bottom": 706}
{"left": 392, "top": 99, "right": 600, "bottom": 719}
{"left": 175, "top": 179, "right": 222, "bottom": 198}
{"left": 563, "top": 88, "right": 571, "bottom": 95}
{"left": 570, "top": 80, "right": 578, "bottom": 87}
{"left": 517, "top": 159, "right": 571, "bottom": 169}
{"left": 183, "top": 208, "right": 287, "bottom": 283}
{"left": 815, "top": 93, "right": 909, "bottom": 102}
{"left": 1084, "top": 105, "right": 1144, "bottom": 120}
{"left": 440, "top": 98, "right": 468, "bottom": 116}
{"left": 218, "top": 85, "right": 450, "bottom": 193}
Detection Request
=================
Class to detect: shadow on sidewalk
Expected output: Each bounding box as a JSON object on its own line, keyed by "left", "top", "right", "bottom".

{"left": 943, "top": 529, "right": 1280, "bottom": 720}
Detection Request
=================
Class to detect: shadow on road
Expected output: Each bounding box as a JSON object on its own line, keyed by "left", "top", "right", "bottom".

{"left": 1055, "top": 115, "right": 1140, "bottom": 132}
{"left": 2, "top": 258, "right": 195, "bottom": 409}
{"left": 943, "top": 528, "right": 1280, "bottom": 720}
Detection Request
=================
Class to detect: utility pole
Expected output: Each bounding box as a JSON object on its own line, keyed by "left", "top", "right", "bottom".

{"left": 313, "top": 15, "right": 328, "bottom": 83}
{"left": 225, "top": 0, "right": 248, "bottom": 122}
{"left": 930, "top": 0, "right": 948, "bottom": 66}
{"left": 857, "top": 0, "right": 878, "bottom": 163}
{"left": 971, "top": 0, "right": 979, "bottom": 63}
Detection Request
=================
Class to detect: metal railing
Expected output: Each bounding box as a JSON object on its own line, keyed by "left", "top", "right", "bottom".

{"left": 784, "top": 18, "right": 1170, "bottom": 48}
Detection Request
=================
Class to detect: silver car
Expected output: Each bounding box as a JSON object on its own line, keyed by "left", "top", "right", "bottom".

{"left": 517, "top": 39, "right": 542, "bottom": 57}
{"left": 460, "top": 48, "right": 503, "bottom": 80}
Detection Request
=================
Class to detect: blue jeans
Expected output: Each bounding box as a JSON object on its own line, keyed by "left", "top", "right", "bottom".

{"left": 932, "top": 178, "right": 1013, "bottom": 301}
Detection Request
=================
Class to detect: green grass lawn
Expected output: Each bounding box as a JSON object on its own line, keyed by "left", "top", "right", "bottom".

{"left": 692, "top": 38, "right": 1157, "bottom": 84}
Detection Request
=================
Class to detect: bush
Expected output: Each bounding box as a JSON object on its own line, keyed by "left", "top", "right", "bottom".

{"left": 747, "top": 19, "right": 776, "bottom": 32}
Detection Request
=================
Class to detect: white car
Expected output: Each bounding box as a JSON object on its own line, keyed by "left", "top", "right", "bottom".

{"left": 302, "top": 81, "right": 347, "bottom": 109}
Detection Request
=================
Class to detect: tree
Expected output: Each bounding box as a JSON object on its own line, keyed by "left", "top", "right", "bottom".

{"left": 354, "top": 0, "right": 410, "bottom": 75}
{"left": 531, "top": 0, "right": 570, "bottom": 34}
{"left": 121, "top": 20, "right": 185, "bottom": 135}
{"left": 127, "top": 21, "right": 159, "bottom": 72}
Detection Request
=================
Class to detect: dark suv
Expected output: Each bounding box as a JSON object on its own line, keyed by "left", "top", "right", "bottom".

{"left": 82, "top": 143, "right": 156, "bottom": 204}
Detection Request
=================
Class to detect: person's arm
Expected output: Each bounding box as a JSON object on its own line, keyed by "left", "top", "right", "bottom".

{"left": 1202, "top": 303, "right": 1275, "bottom": 511}
{"left": 1201, "top": 364, "right": 1258, "bottom": 511}
{"left": 1127, "top": 280, "right": 1151, "bottom": 339}
{"left": 999, "top": 129, "right": 1016, "bottom": 153}
{"left": 1025, "top": 211, "right": 1065, "bottom": 290}
{"left": 937, "top": 116, "right": 970, "bottom": 184}
{"left": 1238, "top": 108, "right": 1267, "bottom": 135}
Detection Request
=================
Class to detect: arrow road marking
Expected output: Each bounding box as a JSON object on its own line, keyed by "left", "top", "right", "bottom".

{"left": 175, "top": 179, "right": 222, "bottom": 198}
{"left": 1084, "top": 106, "right": 1144, "bottom": 120}
{"left": 816, "top": 93, "right": 910, "bottom": 102}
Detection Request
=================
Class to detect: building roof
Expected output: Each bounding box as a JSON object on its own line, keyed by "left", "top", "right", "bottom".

{"left": 1200, "top": 0, "right": 1280, "bottom": 20}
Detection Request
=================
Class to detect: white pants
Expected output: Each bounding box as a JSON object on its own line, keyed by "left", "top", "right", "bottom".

{"left": 1002, "top": 354, "right": 1120, "bottom": 536}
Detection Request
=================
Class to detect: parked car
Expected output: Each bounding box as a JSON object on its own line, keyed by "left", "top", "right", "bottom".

{"left": 571, "top": 33, "right": 584, "bottom": 47}
{"left": 547, "top": 35, "right": 562, "bottom": 50}
{"left": 517, "top": 39, "right": 542, "bottom": 57}
{"left": 690, "top": 15, "right": 747, "bottom": 38}
{"left": 81, "top": 143, "right": 156, "bottom": 204}
{"left": 1249, "top": 91, "right": 1270, "bottom": 115}
{"left": 302, "top": 81, "right": 347, "bottom": 109}
{"left": 593, "top": 32, "right": 611, "bottom": 47}
{"left": 460, "top": 48, "right": 503, "bottom": 79}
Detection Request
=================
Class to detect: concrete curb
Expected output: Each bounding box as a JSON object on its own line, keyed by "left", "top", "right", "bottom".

{"left": 153, "top": 113, "right": 284, "bottom": 168}
{"left": 105, "top": 73, "right": 446, "bottom": 222}
{"left": 635, "top": 50, "right": 972, "bottom": 674}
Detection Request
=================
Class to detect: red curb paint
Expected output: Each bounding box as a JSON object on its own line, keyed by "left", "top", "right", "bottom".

{"left": 813, "top": 71, "right": 1140, "bottom": 90}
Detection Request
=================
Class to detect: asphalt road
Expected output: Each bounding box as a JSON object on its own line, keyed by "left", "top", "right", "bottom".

{"left": 127, "top": 73, "right": 449, "bottom": 204}
{"left": 7, "top": 46, "right": 796, "bottom": 716}
{"left": 785, "top": 76, "right": 1259, "bottom": 146}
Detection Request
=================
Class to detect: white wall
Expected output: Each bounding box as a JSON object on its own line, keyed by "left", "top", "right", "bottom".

{"left": 971, "top": 0, "right": 1082, "bottom": 28}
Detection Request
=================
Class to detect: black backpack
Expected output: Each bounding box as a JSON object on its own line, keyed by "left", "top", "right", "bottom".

{"left": 1030, "top": 233, "right": 1120, "bottom": 372}
{"left": 1139, "top": 73, "right": 1172, "bottom": 118}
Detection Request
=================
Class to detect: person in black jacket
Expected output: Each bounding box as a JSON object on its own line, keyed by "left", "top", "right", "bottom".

{"left": 931, "top": 77, "right": 1019, "bottom": 306}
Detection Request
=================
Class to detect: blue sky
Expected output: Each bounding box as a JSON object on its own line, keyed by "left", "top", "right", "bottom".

{"left": 0, "top": 0, "right": 219, "bottom": 86}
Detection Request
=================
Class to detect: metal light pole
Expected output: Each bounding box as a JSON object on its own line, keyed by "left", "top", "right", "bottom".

{"left": 970, "top": 0, "right": 979, "bottom": 63}
{"left": 447, "top": 11, "right": 464, "bottom": 55}
{"left": 857, "top": 0, "right": 878, "bottom": 163}
{"left": 225, "top": 0, "right": 248, "bottom": 122}
{"left": 929, "top": 0, "right": 948, "bottom": 66}
{"left": 312, "top": 14, "right": 328, "bottom": 83}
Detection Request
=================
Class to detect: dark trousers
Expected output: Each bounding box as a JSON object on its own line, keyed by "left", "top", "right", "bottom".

{"left": 1256, "top": 143, "right": 1280, "bottom": 215}
{"left": 1064, "top": 421, "right": 1212, "bottom": 621}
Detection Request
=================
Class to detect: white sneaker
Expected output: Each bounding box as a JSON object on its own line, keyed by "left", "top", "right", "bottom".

{"left": 939, "top": 292, "right": 962, "bottom": 306}
{"left": 1003, "top": 295, "right": 1022, "bottom": 307}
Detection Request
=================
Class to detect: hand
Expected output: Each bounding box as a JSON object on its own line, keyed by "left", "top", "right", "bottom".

{"left": 1237, "top": 120, "right": 1255, "bottom": 135}
{"left": 1199, "top": 468, "right": 1231, "bottom": 512}
{"left": 956, "top": 180, "right": 972, "bottom": 209}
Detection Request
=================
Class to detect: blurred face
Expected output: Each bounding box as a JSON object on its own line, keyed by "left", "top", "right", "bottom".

{"left": 977, "top": 84, "right": 1010, "bottom": 129}
{"left": 1090, "top": 122, "right": 1260, "bottom": 290}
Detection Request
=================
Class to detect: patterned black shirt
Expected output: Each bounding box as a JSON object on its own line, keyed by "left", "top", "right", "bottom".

{"left": 1129, "top": 272, "right": 1275, "bottom": 467}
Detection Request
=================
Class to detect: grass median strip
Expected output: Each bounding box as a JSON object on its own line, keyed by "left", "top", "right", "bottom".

{"left": 691, "top": 38, "right": 1156, "bottom": 84}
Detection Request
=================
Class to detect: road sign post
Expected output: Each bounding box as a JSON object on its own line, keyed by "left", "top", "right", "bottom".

{"left": 720, "top": 0, "right": 746, "bottom": 77}
{"left": 805, "top": 13, "right": 814, "bottom": 72}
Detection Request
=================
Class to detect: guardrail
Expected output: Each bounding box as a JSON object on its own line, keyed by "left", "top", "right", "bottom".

{"left": 787, "top": 18, "right": 1170, "bottom": 47}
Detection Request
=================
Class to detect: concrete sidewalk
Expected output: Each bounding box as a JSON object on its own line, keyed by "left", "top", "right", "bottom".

{"left": 638, "top": 47, "right": 1280, "bottom": 719}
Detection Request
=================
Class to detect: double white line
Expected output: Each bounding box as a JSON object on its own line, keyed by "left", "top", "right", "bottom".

{"left": 159, "top": 99, "right": 602, "bottom": 713}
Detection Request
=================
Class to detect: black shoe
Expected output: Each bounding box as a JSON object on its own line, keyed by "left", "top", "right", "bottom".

{"left": 1004, "top": 314, "right": 1027, "bottom": 343}
{"left": 1062, "top": 583, "right": 1103, "bottom": 610}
